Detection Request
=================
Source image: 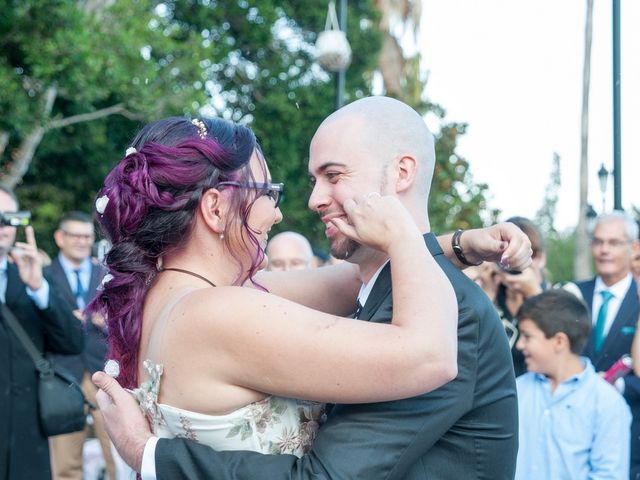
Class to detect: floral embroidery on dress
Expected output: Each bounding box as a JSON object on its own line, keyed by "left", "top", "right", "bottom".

{"left": 129, "top": 360, "right": 166, "bottom": 430}
{"left": 224, "top": 396, "right": 324, "bottom": 455}
{"left": 137, "top": 356, "right": 326, "bottom": 457}
{"left": 177, "top": 414, "right": 198, "bottom": 441}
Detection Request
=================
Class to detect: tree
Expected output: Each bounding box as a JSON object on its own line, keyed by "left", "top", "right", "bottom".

{"left": 2, "top": 0, "right": 490, "bottom": 255}
{"left": 372, "top": 0, "right": 493, "bottom": 232}
{"left": 574, "top": 0, "right": 594, "bottom": 280}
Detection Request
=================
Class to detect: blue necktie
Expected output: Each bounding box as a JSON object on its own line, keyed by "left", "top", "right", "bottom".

{"left": 594, "top": 290, "right": 614, "bottom": 353}
{"left": 74, "top": 269, "right": 85, "bottom": 309}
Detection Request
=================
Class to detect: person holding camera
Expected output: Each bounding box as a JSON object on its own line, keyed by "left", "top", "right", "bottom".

{"left": 46, "top": 211, "right": 115, "bottom": 480}
{"left": 0, "top": 186, "right": 84, "bottom": 480}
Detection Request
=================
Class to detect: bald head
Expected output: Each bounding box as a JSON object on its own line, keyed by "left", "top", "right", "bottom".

{"left": 266, "top": 231, "right": 314, "bottom": 272}
{"left": 317, "top": 96, "right": 435, "bottom": 195}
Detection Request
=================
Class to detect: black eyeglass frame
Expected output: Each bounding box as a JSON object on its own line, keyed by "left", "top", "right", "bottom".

{"left": 217, "top": 181, "right": 284, "bottom": 208}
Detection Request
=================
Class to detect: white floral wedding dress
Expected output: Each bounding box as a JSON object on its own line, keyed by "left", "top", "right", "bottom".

{"left": 132, "top": 359, "right": 325, "bottom": 457}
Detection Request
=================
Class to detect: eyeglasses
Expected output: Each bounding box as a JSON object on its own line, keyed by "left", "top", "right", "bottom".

{"left": 61, "top": 230, "right": 95, "bottom": 241}
{"left": 590, "top": 238, "right": 632, "bottom": 248}
{"left": 217, "top": 181, "right": 284, "bottom": 208}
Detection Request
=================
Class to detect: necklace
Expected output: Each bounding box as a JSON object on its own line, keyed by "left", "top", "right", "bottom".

{"left": 159, "top": 267, "right": 217, "bottom": 287}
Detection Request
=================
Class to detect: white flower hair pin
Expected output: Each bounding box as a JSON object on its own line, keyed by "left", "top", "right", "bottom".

{"left": 125, "top": 147, "right": 137, "bottom": 156}
{"left": 95, "top": 195, "right": 109, "bottom": 215}
{"left": 191, "top": 118, "right": 208, "bottom": 139}
{"left": 104, "top": 359, "right": 120, "bottom": 378}
{"left": 100, "top": 273, "right": 114, "bottom": 288}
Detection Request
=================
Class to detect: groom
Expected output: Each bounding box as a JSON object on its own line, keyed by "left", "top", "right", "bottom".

{"left": 95, "top": 96, "right": 525, "bottom": 479}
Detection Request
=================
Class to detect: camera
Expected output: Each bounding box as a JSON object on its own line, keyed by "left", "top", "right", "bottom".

{"left": 0, "top": 211, "right": 31, "bottom": 227}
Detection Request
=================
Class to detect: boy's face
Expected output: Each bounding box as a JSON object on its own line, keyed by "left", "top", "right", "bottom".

{"left": 516, "top": 318, "right": 557, "bottom": 374}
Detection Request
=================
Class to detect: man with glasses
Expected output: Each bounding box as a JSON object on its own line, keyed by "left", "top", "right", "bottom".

{"left": 46, "top": 211, "right": 115, "bottom": 480}
{"left": 576, "top": 210, "right": 640, "bottom": 479}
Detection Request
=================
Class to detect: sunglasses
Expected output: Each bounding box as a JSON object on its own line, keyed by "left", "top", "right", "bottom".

{"left": 217, "top": 181, "right": 284, "bottom": 208}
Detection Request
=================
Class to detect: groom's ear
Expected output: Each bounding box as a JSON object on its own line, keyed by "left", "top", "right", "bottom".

{"left": 395, "top": 155, "right": 418, "bottom": 193}
{"left": 199, "top": 188, "right": 227, "bottom": 233}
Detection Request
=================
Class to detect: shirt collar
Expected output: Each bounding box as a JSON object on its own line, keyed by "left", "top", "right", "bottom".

{"left": 594, "top": 273, "right": 632, "bottom": 299}
{"left": 357, "top": 260, "right": 390, "bottom": 307}
{"left": 533, "top": 356, "right": 594, "bottom": 386}
{"left": 58, "top": 254, "right": 91, "bottom": 275}
{"left": 0, "top": 257, "right": 7, "bottom": 271}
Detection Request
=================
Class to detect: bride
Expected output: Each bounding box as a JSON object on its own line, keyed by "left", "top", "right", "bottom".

{"left": 91, "top": 115, "right": 497, "bottom": 457}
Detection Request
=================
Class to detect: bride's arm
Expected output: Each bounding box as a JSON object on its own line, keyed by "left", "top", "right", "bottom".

{"left": 255, "top": 222, "right": 532, "bottom": 315}
{"left": 188, "top": 194, "right": 457, "bottom": 403}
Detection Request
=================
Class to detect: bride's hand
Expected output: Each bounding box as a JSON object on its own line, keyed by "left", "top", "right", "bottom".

{"left": 330, "top": 193, "right": 421, "bottom": 253}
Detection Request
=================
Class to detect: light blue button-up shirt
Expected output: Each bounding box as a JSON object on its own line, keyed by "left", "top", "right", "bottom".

{"left": 515, "top": 357, "right": 631, "bottom": 480}
{"left": 57, "top": 254, "right": 91, "bottom": 309}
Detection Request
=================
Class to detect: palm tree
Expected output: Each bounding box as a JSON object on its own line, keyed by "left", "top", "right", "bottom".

{"left": 375, "top": 0, "right": 423, "bottom": 104}
{"left": 574, "top": 0, "right": 594, "bottom": 280}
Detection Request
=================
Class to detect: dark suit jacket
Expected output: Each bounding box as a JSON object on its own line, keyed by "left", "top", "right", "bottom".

{"left": 155, "top": 233, "right": 518, "bottom": 479}
{"left": 45, "top": 256, "right": 108, "bottom": 381}
{"left": 0, "top": 263, "right": 84, "bottom": 480}
{"left": 577, "top": 277, "right": 640, "bottom": 478}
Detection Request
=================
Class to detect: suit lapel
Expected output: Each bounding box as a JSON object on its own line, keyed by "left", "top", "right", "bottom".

{"left": 50, "top": 257, "right": 76, "bottom": 306}
{"left": 358, "top": 263, "right": 391, "bottom": 321}
{"left": 87, "top": 262, "right": 104, "bottom": 299}
{"left": 579, "top": 279, "right": 597, "bottom": 359}
{"left": 358, "top": 233, "right": 439, "bottom": 321}
{"left": 598, "top": 280, "right": 640, "bottom": 361}
{"left": 5, "top": 263, "right": 24, "bottom": 307}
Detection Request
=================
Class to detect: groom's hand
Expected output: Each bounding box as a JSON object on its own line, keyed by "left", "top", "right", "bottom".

{"left": 93, "top": 371, "right": 152, "bottom": 473}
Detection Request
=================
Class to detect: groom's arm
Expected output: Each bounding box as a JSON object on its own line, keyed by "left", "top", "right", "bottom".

{"left": 155, "top": 440, "right": 328, "bottom": 480}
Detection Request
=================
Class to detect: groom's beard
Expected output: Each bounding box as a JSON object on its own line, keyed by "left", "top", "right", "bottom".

{"left": 330, "top": 235, "right": 360, "bottom": 260}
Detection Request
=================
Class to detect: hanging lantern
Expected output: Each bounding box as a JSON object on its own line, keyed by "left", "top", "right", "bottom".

{"left": 315, "top": 1, "right": 352, "bottom": 72}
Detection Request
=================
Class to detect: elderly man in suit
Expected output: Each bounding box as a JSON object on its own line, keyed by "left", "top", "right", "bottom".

{"left": 0, "top": 188, "right": 84, "bottom": 480}
{"left": 93, "top": 96, "right": 531, "bottom": 480}
{"left": 576, "top": 211, "right": 640, "bottom": 480}
{"left": 47, "top": 211, "right": 115, "bottom": 480}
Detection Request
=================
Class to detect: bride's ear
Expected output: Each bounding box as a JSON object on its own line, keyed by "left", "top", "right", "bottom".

{"left": 199, "top": 188, "right": 227, "bottom": 234}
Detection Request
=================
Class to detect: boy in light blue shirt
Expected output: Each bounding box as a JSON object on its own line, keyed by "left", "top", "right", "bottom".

{"left": 515, "top": 289, "right": 631, "bottom": 480}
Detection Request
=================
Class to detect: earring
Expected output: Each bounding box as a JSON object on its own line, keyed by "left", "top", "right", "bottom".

{"left": 219, "top": 232, "right": 225, "bottom": 240}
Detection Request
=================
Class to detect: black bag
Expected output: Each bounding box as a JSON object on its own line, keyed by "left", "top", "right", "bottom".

{"left": 37, "top": 360, "right": 88, "bottom": 436}
{"left": 1, "top": 303, "right": 91, "bottom": 436}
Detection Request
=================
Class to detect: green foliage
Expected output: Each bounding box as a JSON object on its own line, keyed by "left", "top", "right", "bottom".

{"left": 429, "top": 123, "right": 497, "bottom": 232}
{"left": 1, "top": 0, "right": 491, "bottom": 256}
{"left": 545, "top": 229, "right": 577, "bottom": 284}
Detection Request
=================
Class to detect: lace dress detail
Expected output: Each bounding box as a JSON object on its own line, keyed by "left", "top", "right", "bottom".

{"left": 131, "top": 360, "right": 325, "bottom": 457}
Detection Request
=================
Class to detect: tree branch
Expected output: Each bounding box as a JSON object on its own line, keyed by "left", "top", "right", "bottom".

{"left": 48, "top": 104, "right": 144, "bottom": 129}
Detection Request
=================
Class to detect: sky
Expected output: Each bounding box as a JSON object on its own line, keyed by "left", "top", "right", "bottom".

{"left": 420, "top": 0, "right": 639, "bottom": 230}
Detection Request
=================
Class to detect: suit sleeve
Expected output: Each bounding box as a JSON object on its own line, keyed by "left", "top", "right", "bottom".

{"left": 40, "top": 283, "right": 84, "bottom": 355}
{"left": 623, "top": 373, "right": 640, "bottom": 403}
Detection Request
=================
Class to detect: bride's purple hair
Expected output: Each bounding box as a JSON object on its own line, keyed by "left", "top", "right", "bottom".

{"left": 87, "top": 116, "right": 268, "bottom": 388}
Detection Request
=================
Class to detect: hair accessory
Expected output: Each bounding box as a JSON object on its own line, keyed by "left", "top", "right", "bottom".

{"left": 125, "top": 147, "right": 137, "bottom": 156}
{"left": 191, "top": 118, "right": 208, "bottom": 139}
{"left": 451, "top": 229, "right": 482, "bottom": 267}
{"left": 100, "top": 273, "right": 114, "bottom": 288}
{"left": 95, "top": 195, "right": 109, "bottom": 215}
{"left": 104, "top": 359, "right": 120, "bottom": 378}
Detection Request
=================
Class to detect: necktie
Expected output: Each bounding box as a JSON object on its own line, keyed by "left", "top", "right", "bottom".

{"left": 594, "top": 290, "right": 614, "bottom": 353}
{"left": 74, "top": 269, "right": 85, "bottom": 309}
{"left": 354, "top": 299, "right": 363, "bottom": 319}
